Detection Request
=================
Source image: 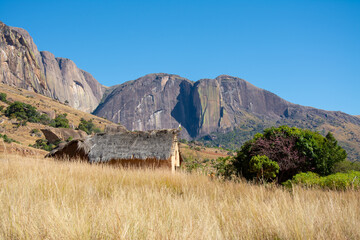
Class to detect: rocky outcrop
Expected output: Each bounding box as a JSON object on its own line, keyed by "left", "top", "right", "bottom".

{"left": 93, "top": 73, "right": 196, "bottom": 138}
{"left": 193, "top": 75, "right": 292, "bottom": 136}
{"left": 93, "top": 73, "right": 294, "bottom": 138}
{"left": 93, "top": 73, "right": 360, "bottom": 143}
{"left": 0, "top": 21, "right": 105, "bottom": 112}
{"left": 41, "top": 128, "right": 88, "bottom": 144}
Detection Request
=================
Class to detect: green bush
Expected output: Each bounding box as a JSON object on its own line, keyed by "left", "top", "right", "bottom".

{"left": 76, "top": 118, "right": 100, "bottom": 134}
{"left": 39, "top": 114, "right": 51, "bottom": 125}
{"left": 49, "top": 114, "right": 69, "bottom": 128}
{"left": 284, "top": 171, "right": 360, "bottom": 190}
{"left": 30, "top": 139, "right": 59, "bottom": 152}
{"left": 4, "top": 101, "right": 56, "bottom": 126}
{"left": 0, "top": 134, "right": 19, "bottom": 144}
{"left": 249, "top": 155, "right": 279, "bottom": 182}
{"left": 182, "top": 155, "right": 204, "bottom": 173}
{"left": 234, "top": 126, "right": 347, "bottom": 183}
{"left": 0, "top": 93, "right": 9, "bottom": 104}
{"left": 5, "top": 101, "right": 40, "bottom": 122}
{"left": 213, "top": 156, "right": 237, "bottom": 180}
{"left": 333, "top": 160, "right": 360, "bottom": 173}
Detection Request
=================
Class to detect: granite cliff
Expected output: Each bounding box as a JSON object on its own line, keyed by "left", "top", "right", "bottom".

{"left": 93, "top": 73, "right": 318, "bottom": 137}
{"left": 93, "top": 73, "right": 360, "bottom": 161}
{"left": 0, "top": 21, "right": 105, "bottom": 112}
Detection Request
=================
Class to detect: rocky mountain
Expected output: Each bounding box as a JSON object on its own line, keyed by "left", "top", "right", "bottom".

{"left": 93, "top": 73, "right": 360, "bottom": 161}
{"left": 0, "top": 21, "right": 105, "bottom": 112}
{"left": 1, "top": 21, "right": 359, "bottom": 161}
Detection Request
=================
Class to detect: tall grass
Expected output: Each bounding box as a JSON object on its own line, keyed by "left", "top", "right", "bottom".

{"left": 0, "top": 156, "right": 359, "bottom": 239}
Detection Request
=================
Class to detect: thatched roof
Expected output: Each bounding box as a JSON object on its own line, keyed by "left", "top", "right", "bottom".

{"left": 47, "top": 129, "right": 180, "bottom": 163}
{"left": 87, "top": 129, "right": 179, "bottom": 163}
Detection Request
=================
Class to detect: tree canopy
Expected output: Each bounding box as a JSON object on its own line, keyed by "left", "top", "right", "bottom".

{"left": 77, "top": 118, "right": 100, "bottom": 135}
{"left": 234, "top": 126, "right": 347, "bottom": 182}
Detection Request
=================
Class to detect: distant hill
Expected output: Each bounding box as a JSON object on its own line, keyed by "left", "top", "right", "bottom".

{"left": 93, "top": 73, "right": 360, "bottom": 161}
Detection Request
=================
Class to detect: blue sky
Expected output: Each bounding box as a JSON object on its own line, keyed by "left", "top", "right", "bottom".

{"left": 1, "top": 0, "right": 359, "bottom": 115}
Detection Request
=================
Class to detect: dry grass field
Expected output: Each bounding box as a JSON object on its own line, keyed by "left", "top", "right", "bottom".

{"left": 0, "top": 155, "right": 359, "bottom": 239}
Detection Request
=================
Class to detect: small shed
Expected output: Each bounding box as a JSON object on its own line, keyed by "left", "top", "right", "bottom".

{"left": 47, "top": 129, "right": 182, "bottom": 172}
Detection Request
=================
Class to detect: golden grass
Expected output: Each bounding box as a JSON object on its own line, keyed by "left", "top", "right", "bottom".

{"left": 0, "top": 156, "right": 359, "bottom": 239}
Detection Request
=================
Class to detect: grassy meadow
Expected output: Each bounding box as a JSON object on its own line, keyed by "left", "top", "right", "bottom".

{"left": 0, "top": 155, "right": 359, "bottom": 239}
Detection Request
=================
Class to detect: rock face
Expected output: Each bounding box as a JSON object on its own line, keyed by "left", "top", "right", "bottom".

{"left": 93, "top": 74, "right": 293, "bottom": 137}
{"left": 0, "top": 21, "right": 105, "bottom": 112}
{"left": 93, "top": 73, "right": 360, "bottom": 143}
{"left": 94, "top": 73, "right": 197, "bottom": 138}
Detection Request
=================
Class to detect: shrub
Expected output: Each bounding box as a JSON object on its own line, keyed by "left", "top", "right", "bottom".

{"left": 213, "top": 156, "right": 237, "bottom": 180}
{"left": 38, "top": 114, "right": 51, "bottom": 125}
{"left": 49, "top": 114, "right": 69, "bottom": 128}
{"left": 282, "top": 172, "right": 321, "bottom": 188}
{"left": 182, "top": 155, "right": 203, "bottom": 173}
{"left": 30, "top": 139, "right": 58, "bottom": 151}
{"left": 284, "top": 171, "right": 360, "bottom": 190}
{"left": 0, "top": 134, "right": 19, "bottom": 144}
{"left": 249, "top": 155, "right": 279, "bottom": 182}
{"left": 333, "top": 160, "right": 360, "bottom": 173}
{"left": 234, "top": 126, "right": 347, "bottom": 183}
{"left": 77, "top": 118, "right": 100, "bottom": 134}
{"left": 5, "top": 101, "right": 40, "bottom": 122}
{"left": 0, "top": 93, "right": 9, "bottom": 103}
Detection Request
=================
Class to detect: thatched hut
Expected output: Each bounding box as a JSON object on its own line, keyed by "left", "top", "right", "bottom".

{"left": 46, "top": 129, "right": 182, "bottom": 172}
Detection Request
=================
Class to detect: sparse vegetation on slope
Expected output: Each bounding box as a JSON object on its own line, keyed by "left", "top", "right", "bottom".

{"left": 0, "top": 156, "right": 359, "bottom": 239}
{"left": 0, "top": 84, "right": 118, "bottom": 150}
{"left": 77, "top": 118, "right": 101, "bottom": 134}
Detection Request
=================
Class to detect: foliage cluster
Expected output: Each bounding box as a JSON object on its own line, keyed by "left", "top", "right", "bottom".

{"left": 5, "top": 101, "right": 50, "bottom": 125}
{"left": 0, "top": 134, "right": 19, "bottom": 144}
{"left": 234, "top": 126, "right": 347, "bottom": 182}
{"left": 182, "top": 155, "right": 237, "bottom": 180}
{"left": 29, "top": 139, "right": 60, "bottom": 152}
{"left": 4, "top": 101, "right": 71, "bottom": 128}
{"left": 77, "top": 118, "right": 100, "bottom": 134}
{"left": 333, "top": 160, "right": 360, "bottom": 173}
{"left": 249, "top": 155, "right": 279, "bottom": 182}
{"left": 283, "top": 171, "right": 360, "bottom": 190}
{"left": 49, "top": 114, "right": 69, "bottom": 128}
{"left": 0, "top": 93, "right": 10, "bottom": 104}
{"left": 198, "top": 122, "right": 269, "bottom": 151}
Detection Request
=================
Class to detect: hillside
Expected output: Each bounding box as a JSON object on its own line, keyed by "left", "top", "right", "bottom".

{"left": 0, "top": 83, "right": 224, "bottom": 160}
{"left": 0, "top": 83, "right": 118, "bottom": 156}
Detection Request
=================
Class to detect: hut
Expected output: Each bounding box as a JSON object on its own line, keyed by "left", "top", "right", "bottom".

{"left": 46, "top": 129, "right": 182, "bottom": 172}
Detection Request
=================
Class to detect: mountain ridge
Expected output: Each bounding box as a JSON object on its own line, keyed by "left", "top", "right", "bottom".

{"left": 93, "top": 73, "right": 360, "bottom": 161}
{"left": 0, "top": 21, "right": 105, "bottom": 113}
{"left": 1, "top": 21, "right": 360, "bottom": 161}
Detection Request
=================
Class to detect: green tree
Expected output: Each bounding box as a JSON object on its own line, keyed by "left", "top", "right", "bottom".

{"left": 249, "top": 155, "right": 279, "bottom": 182}
{"left": 77, "top": 118, "right": 100, "bottom": 134}
{"left": 5, "top": 101, "right": 40, "bottom": 122}
{"left": 234, "top": 126, "right": 347, "bottom": 183}
{"left": 0, "top": 93, "right": 8, "bottom": 103}
{"left": 49, "top": 114, "right": 69, "bottom": 128}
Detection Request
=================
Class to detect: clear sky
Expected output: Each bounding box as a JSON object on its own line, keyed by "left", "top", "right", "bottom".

{"left": 1, "top": 0, "right": 359, "bottom": 115}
